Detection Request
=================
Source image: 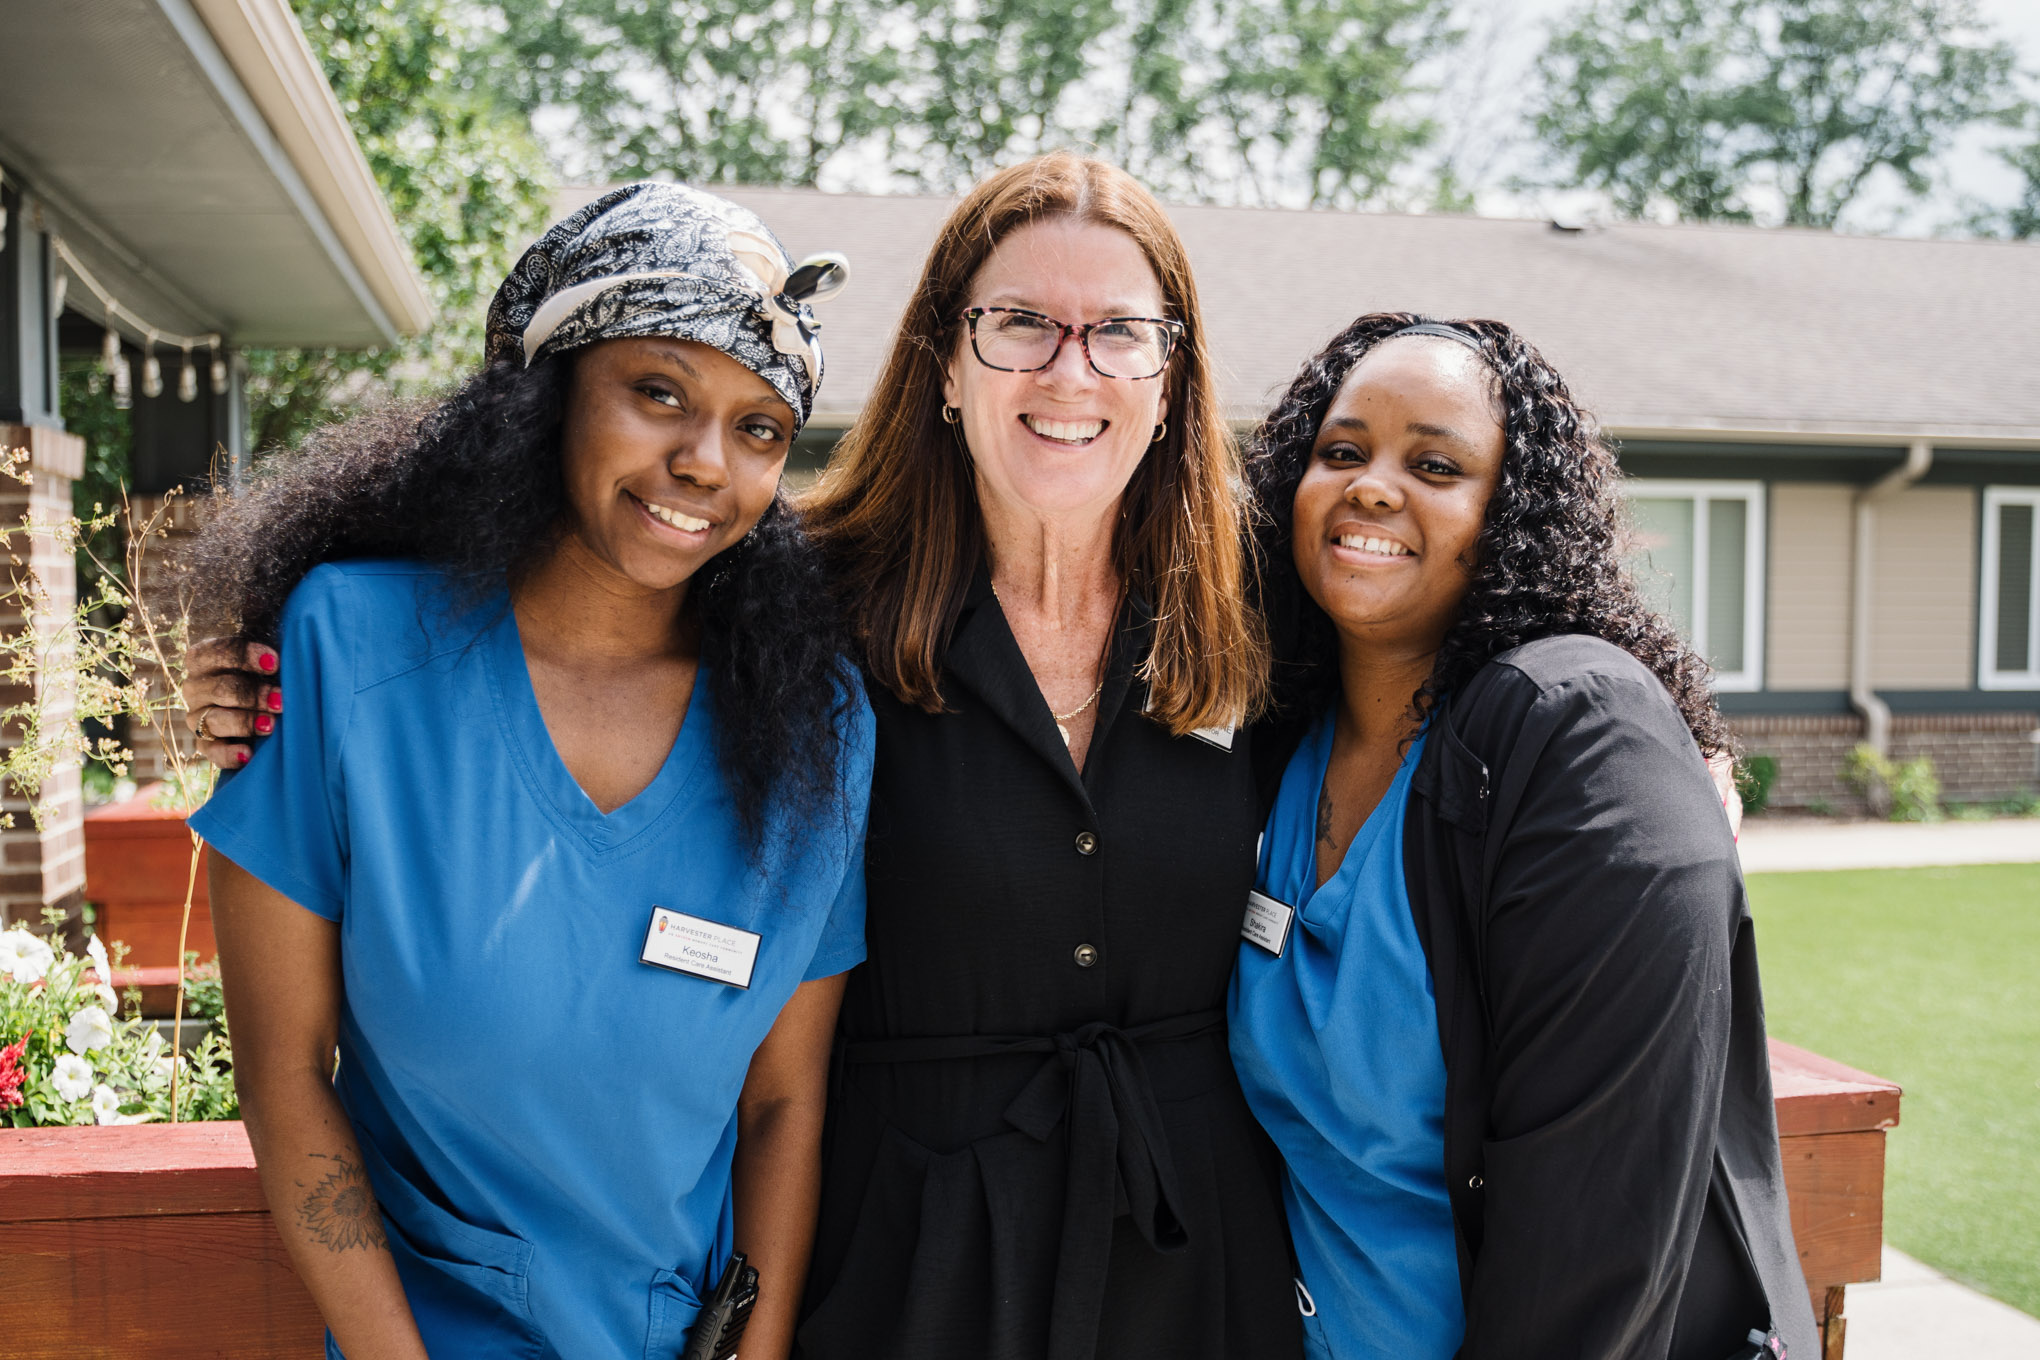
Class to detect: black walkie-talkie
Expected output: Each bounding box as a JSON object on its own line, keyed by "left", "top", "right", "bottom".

{"left": 681, "top": 1252, "right": 759, "bottom": 1360}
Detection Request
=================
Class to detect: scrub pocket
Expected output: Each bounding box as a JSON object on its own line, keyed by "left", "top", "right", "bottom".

{"left": 363, "top": 1149, "right": 544, "bottom": 1360}
{"left": 644, "top": 1269, "right": 704, "bottom": 1360}
{"left": 1301, "top": 1311, "right": 1334, "bottom": 1360}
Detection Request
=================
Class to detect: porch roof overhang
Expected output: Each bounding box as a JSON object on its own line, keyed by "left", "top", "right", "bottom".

{"left": 0, "top": 0, "right": 432, "bottom": 348}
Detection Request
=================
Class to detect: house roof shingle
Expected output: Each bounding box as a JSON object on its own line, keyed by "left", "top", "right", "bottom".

{"left": 558, "top": 184, "right": 2040, "bottom": 445}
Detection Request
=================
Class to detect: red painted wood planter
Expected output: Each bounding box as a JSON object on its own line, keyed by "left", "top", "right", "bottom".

{"left": 0, "top": 1122, "right": 322, "bottom": 1357}
{"left": 1771, "top": 1039, "right": 1903, "bottom": 1360}
{"left": 83, "top": 788, "right": 214, "bottom": 971}
{"left": 0, "top": 1050, "right": 1898, "bottom": 1358}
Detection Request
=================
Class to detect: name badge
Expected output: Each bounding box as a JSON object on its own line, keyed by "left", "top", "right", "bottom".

{"left": 1242, "top": 889, "right": 1295, "bottom": 956}
{"left": 640, "top": 907, "right": 761, "bottom": 989}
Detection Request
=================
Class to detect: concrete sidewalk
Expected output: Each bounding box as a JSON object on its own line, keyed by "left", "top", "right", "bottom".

{"left": 1845, "top": 1248, "right": 2040, "bottom": 1358}
{"left": 1738, "top": 815, "right": 2040, "bottom": 873}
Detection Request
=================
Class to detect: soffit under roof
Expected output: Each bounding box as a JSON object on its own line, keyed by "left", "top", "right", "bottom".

{"left": 0, "top": 0, "right": 410, "bottom": 347}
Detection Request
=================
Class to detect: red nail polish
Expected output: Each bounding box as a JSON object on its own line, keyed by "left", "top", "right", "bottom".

{"left": 236, "top": 749, "right": 250, "bottom": 766}
{"left": 258, "top": 651, "right": 278, "bottom": 673}
{"left": 266, "top": 690, "right": 283, "bottom": 712}
{"left": 255, "top": 714, "right": 273, "bottom": 735}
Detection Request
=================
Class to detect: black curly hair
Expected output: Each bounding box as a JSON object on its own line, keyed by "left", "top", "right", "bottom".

{"left": 1247, "top": 312, "right": 1731, "bottom": 755}
{"left": 183, "top": 353, "right": 856, "bottom": 845}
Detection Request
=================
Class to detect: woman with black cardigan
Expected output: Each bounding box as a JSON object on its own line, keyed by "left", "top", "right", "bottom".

{"left": 1233, "top": 313, "right": 1815, "bottom": 1360}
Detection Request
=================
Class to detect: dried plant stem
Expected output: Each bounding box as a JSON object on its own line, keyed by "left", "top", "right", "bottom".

{"left": 170, "top": 829, "right": 202, "bottom": 1122}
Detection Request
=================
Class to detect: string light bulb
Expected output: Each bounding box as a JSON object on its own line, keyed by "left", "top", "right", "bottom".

{"left": 141, "top": 334, "right": 163, "bottom": 399}
{"left": 101, "top": 326, "right": 120, "bottom": 368}
{"left": 210, "top": 346, "right": 228, "bottom": 396}
{"left": 178, "top": 346, "right": 197, "bottom": 402}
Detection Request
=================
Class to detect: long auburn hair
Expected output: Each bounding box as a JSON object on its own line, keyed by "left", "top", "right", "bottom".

{"left": 801, "top": 152, "right": 1268, "bottom": 732}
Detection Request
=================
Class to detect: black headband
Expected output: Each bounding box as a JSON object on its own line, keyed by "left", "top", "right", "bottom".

{"left": 1389, "top": 322, "right": 1486, "bottom": 355}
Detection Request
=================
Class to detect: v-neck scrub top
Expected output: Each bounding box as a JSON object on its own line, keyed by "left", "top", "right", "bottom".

{"left": 189, "top": 561, "right": 874, "bottom": 1360}
{"left": 1228, "top": 715, "right": 1463, "bottom": 1360}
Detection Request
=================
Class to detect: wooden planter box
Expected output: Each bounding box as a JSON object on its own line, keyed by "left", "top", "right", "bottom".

{"left": 0, "top": 1048, "right": 1900, "bottom": 1358}
{"left": 83, "top": 789, "right": 214, "bottom": 971}
{"left": 0, "top": 1122, "right": 322, "bottom": 1358}
{"left": 1771, "top": 1038, "right": 1904, "bottom": 1360}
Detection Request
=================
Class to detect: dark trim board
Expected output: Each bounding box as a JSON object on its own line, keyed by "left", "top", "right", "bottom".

{"left": 1614, "top": 442, "right": 2040, "bottom": 487}
{"left": 1719, "top": 690, "right": 2040, "bottom": 716}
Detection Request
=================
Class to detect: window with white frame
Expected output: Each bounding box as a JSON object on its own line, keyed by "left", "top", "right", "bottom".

{"left": 1980, "top": 487, "right": 2040, "bottom": 689}
{"left": 1622, "top": 480, "right": 1766, "bottom": 691}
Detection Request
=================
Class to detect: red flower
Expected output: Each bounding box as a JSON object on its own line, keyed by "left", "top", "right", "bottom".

{"left": 0, "top": 1030, "right": 30, "bottom": 1111}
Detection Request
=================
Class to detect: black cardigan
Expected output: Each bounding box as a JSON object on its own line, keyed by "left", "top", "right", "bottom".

{"left": 1369, "top": 636, "right": 1814, "bottom": 1359}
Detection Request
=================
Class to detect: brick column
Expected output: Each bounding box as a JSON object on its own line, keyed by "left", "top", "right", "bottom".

{"left": 0, "top": 423, "right": 87, "bottom": 928}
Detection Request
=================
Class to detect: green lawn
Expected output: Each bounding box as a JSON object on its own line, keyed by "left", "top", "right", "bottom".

{"left": 1748, "top": 863, "right": 2040, "bottom": 1318}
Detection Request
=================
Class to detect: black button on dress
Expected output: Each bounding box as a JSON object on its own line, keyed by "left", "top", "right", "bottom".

{"left": 798, "top": 575, "right": 1300, "bottom": 1360}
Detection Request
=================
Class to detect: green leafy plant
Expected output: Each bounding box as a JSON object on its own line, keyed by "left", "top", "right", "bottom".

{"left": 1842, "top": 743, "right": 1944, "bottom": 822}
{"left": 0, "top": 447, "right": 219, "bottom": 1119}
{"left": 1734, "top": 753, "right": 1780, "bottom": 814}
{"left": 0, "top": 910, "right": 236, "bottom": 1126}
{"left": 180, "top": 951, "right": 226, "bottom": 1023}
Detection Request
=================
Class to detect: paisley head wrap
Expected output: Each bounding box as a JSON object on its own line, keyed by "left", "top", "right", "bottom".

{"left": 484, "top": 182, "right": 848, "bottom": 430}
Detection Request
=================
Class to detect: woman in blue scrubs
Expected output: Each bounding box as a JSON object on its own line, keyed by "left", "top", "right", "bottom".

{"left": 188, "top": 183, "right": 871, "bottom": 1360}
{"left": 1231, "top": 315, "right": 1814, "bottom": 1359}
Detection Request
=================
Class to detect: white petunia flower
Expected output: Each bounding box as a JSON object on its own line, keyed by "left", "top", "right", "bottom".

{"left": 91, "top": 1083, "right": 121, "bottom": 1123}
{"left": 53, "top": 1053, "right": 94, "bottom": 1101}
{"left": 66, "top": 1005, "right": 114, "bottom": 1055}
{"left": 84, "top": 935, "right": 118, "bottom": 1004}
{"left": 0, "top": 928, "right": 55, "bottom": 985}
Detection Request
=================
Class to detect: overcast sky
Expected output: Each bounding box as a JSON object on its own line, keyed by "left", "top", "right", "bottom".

{"left": 1439, "top": 0, "right": 2040, "bottom": 235}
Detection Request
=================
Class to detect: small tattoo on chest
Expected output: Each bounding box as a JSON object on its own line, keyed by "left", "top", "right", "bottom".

{"left": 1316, "top": 784, "right": 1336, "bottom": 849}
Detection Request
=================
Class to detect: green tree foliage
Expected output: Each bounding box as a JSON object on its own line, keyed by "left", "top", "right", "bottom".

{"left": 1533, "top": 0, "right": 2023, "bottom": 228}
{"left": 246, "top": 0, "right": 554, "bottom": 455}
{"left": 2001, "top": 139, "right": 2040, "bottom": 238}
{"left": 484, "top": 0, "right": 1455, "bottom": 208}
{"left": 1973, "top": 116, "right": 2040, "bottom": 239}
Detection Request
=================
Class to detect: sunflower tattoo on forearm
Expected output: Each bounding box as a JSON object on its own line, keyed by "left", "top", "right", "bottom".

{"left": 296, "top": 1151, "right": 390, "bottom": 1252}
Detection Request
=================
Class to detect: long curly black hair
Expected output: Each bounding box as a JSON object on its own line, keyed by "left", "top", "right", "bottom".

{"left": 184, "top": 353, "right": 856, "bottom": 845}
{"left": 1247, "top": 312, "right": 1731, "bottom": 755}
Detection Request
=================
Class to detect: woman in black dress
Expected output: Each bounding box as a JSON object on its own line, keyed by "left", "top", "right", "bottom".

{"left": 183, "top": 153, "right": 1300, "bottom": 1360}
{"left": 795, "top": 153, "right": 1296, "bottom": 1360}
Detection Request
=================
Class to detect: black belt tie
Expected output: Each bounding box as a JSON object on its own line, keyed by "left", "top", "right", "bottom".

{"left": 840, "top": 1009, "right": 1225, "bottom": 1360}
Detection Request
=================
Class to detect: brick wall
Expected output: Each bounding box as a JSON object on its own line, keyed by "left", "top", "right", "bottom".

{"left": 1733, "top": 711, "right": 2040, "bottom": 813}
{"left": 0, "top": 425, "right": 86, "bottom": 928}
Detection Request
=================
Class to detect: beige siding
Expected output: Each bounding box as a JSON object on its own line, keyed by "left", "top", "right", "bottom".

{"left": 1767, "top": 484, "right": 1853, "bottom": 689}
{"left": 1870, "top": 486, "right": 1977, "bottom": 689}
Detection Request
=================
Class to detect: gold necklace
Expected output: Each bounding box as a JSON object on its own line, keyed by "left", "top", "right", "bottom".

{"left": 992, "top": 581, "right": 1109, "bottom": 748}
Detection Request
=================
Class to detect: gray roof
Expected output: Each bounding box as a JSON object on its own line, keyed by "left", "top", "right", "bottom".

{"left": 557, "top": 184, "right": 2040, "bottom": 446}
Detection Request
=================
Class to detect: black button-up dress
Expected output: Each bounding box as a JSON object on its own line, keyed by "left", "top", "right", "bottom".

{"left": 798, "top": 574, "right": 1300, "bottom": 1360}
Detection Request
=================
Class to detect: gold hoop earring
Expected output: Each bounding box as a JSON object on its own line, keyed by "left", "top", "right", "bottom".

{"left": 1151, "top": 420, "right": 1167, "bottom": 444}
{"left": 941, "top": 404, "right": 961, "bottom": 425}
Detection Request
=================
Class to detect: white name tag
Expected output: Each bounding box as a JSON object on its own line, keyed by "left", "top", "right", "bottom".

{"left": 1242, "top": 889, "right": 1295, "bottom": 956}
{"left": 1190, "top": 722, "right": 1236, "bottom": 751}
{"left": 640, "top": 907, "right": 761, "bottom": 989}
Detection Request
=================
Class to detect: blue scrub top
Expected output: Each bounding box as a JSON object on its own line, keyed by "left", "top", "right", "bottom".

{"left": 1228, "top": 714, "right": 1462, "bottom": 1360}
{"left": 190, "top": 562, "right": 874, "bottom": 1360}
